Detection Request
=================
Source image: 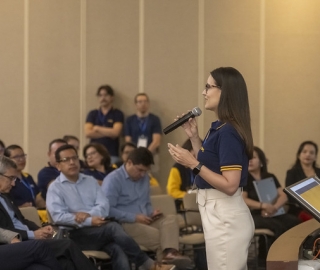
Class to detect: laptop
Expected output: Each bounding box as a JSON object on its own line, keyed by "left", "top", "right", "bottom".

{"left": 253, "top": 177, "right": 286, "bottom": 217}
{"left": 284, "top": 175, "right": 320, "bottom": 223}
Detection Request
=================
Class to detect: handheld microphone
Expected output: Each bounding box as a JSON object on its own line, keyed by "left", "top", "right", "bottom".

{"left": 163, "top": 107, "right": 202, "bottom": 135}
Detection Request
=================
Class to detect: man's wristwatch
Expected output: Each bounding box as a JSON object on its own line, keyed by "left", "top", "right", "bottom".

{"left": 192, "top": 162, "right": 203, "bottom": 175}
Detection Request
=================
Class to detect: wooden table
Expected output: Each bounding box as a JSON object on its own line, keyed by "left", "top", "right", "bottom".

{"left": 267, "top": 218, "right": 320, "bottom": 270}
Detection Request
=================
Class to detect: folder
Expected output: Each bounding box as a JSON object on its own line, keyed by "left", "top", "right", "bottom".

{"left": 253, "top": 177, "right": 285, "bottom": 217}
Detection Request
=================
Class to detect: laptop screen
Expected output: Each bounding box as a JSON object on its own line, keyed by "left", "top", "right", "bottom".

{"left": 284, "top": 176, "right": 320, "bottom": 222}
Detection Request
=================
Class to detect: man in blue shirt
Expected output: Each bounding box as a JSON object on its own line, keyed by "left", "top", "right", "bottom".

{"left": 102, "top": 147, "right": 191, "bottom": 269}
{"left": 124, "top": 93, "right": 162, "bottom": 154}
{"left": 84, "top": 85, "right": 124, "bottom": 164}
{"left": 46, "top": 144, "right": 173, "bottom": 270}
{"left": 37, "top": 138, "right": 67, "bottom": 200}
{"left": 124, "top": 93, "right": 162, "bottom": 175}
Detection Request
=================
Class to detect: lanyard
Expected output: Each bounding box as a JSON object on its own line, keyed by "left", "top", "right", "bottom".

{"left": 20, "top": 175, "right": 35, "bottom": 200}
{"left": 137, "top": 116, "right": 148, "bottom": 133}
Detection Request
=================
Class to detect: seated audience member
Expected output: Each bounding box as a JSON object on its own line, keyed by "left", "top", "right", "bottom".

{"left": 0, "top": 140, "right": 5, "bottom": 156}
{"left": 166, "top": 139, "right": 196, "bottom": 210}
{"left": 0, "top": 156, "right": 99, "bottom": 270}
{"left": 114, "top": 142, "right": 137, "bottom": 168}
{"left": 4, "top": 145, "right": 45, "bottom": 208}
{"left": 63, "top": 135, "right": 86, "bottom": 169}
{"left": 0, "top": 227, "right": 64, "bottom": 270}
{"left": 82, "top": 143, "right": 115, "bottom": 185}
{"left": 46, "top": 144, "right": 172, "bottom": 270}
{"left": 242, "top": 146, "right": 300, "bottom": 264}
{"left": 115, "top": 142, "right": 159, "bottom": 187}
{"left": 102, "top": 147, "right": 191, "bottom": 269}
{"left": 285, "top": 141, "right": 320, "bottom": 221}
{"left": 37, "top": 139, "right": 67, "bottom": 200}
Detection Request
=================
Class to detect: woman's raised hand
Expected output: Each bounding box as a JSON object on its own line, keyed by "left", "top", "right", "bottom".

{"left": 175, "top": 113, "right": 199, "bottom": 139}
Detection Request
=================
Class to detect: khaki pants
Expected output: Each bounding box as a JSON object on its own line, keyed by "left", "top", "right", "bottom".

{"left": 122, "top": 214, "right": 179, "bottom": 259}
{"left": 197, "top": 188, "right": 254, "bottom": 270}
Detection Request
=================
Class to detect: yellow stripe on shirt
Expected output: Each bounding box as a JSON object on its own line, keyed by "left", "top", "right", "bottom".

{"left": 220, "top": 165, "right": 242, "bottom": 171}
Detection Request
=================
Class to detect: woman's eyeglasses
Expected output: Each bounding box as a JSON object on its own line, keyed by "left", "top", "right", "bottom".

{"left": 205, "top": 83, "right": 221, "bottom": 94}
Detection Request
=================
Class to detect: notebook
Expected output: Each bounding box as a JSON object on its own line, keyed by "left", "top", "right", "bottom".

{"left": 284, "top": 176, "right": 320, "bottom": 223}
{"left": 253, "top": 177, "right": 286, "bottom": 217}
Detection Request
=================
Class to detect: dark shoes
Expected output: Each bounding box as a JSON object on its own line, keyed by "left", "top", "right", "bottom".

{"left": 162, "top": 249, "right": 192, "bottom": 269}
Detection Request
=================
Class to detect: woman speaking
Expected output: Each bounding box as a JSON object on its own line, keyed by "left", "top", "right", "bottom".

{"left": 168, "top": 67, "right": 254, "bottom": 270}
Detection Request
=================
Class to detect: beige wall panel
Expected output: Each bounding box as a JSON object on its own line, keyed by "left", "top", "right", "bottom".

{"left": 86, "top": 0, "right": 139, "bottom": 118}
{"left": 28, "top": 0, "right": 81, "bottom": 178}
{"left": 0, "top": 1, "right": 24, "bottom": 147}
{"left": 204, "top": 0, "right": 261, "bottom": 145}
{"left": 264, "top": 0, "right": 320, "bottom": 184}
{"left": 144, "top": 0, "right": 199, "bottom": 187}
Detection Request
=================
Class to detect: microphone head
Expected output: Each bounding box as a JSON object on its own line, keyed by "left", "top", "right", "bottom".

{"left": 192, "top": 107, "right": 202, "bottom": 117}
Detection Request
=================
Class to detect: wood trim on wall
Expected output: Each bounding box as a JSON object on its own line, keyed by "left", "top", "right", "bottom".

{"left": 23, "top": 0, "right": 29, "bottom": 171}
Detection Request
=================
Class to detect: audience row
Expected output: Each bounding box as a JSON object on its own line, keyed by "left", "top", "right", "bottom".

{"left": 0, "top": 142, "right": 190, "bottom": 270}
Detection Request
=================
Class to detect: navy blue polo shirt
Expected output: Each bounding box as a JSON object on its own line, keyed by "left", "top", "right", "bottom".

{"left": 9, "top": 172, "right": 39, "bottom": 207}
{"left": 37, "top": 163, "right": 60, "bottom": 200}
{"left": 124, "top": 113, "right": 162, "bottom": 147}
{"left": 196, "top": 121, "right": 249, "bottom": 189}
{"left": 83, "top": 167, "right": 115, "bottom": 182}
{"left": 86, "top": 107, "right": 124, "bottom": 156}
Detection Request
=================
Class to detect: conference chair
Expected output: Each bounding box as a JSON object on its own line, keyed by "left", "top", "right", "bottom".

{"left": 150, "top": 194, "right": 204, "bottom": 268}
{"left": 19, "top": 206, "right": 42, "bottom": 227}
{"left": 179, "top": 193, "right": 205, "bottom": 253}
{"left": 251, "top": 228, "right": 275, "bottom": 269}
{"left": 150, "top": 185, "right": 163, "bottom": 196}
{"left": 46, "top": 210, "right": 111, "bottom": 269}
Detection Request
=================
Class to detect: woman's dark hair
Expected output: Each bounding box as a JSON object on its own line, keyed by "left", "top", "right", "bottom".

{"left": 253, "top": 146, "right": 268, "bottom": 175}
{"left": 210, "top": 67, "right": 253, "bottom": 158}
{"left": 292, "top": 141, "right": 318, "bottom": 169}
{"left": 4, "top": 144, "right": 23, "bottom": 158}
{"left": 83, "top": 143, "right": 111, "bottom": 169}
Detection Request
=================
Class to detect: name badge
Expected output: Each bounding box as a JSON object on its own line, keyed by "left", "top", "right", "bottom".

{"left": 137, "top": 136, "right": 148, "bottom": 148}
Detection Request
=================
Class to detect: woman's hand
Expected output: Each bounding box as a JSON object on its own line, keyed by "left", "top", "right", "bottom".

{"left": 261, "top": 203, "right": 277, "bottom": 217}
{"left": 167, "top": 143, "right": 198, "bottom": 168}
{"left": 175, "top": 113, "right": 199, "bottom": 139}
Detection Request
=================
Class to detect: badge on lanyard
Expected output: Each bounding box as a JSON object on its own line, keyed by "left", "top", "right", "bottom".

{"left": 137, "top": 135, "right": 148, "bottom": 148}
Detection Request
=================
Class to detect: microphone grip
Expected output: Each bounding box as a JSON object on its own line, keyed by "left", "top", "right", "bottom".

{"left": 163, "top": 112, "right": 194, "bottom": 135}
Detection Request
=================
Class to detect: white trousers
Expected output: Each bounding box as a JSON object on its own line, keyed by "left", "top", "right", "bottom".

{"left": 197, "top": 188, "right": 254, "bottom": 270}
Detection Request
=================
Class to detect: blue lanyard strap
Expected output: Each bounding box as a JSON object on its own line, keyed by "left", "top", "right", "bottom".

{"left": 20, "top": 176, "right": 35, "bottom": 200}
{"left": 137, "top": 116, "right": 148, "bottom": 133}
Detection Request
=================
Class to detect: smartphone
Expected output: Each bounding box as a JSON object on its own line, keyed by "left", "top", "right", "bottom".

{"left": 152, "top": 213, "right": 163, "bottom": 221}
{"left": 102, "top": 217, "right": 116, "bottom": 222}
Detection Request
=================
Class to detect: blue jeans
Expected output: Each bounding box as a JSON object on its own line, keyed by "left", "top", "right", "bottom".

{"left": 70, "top": 222, "right": 149, "bottom": 270}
